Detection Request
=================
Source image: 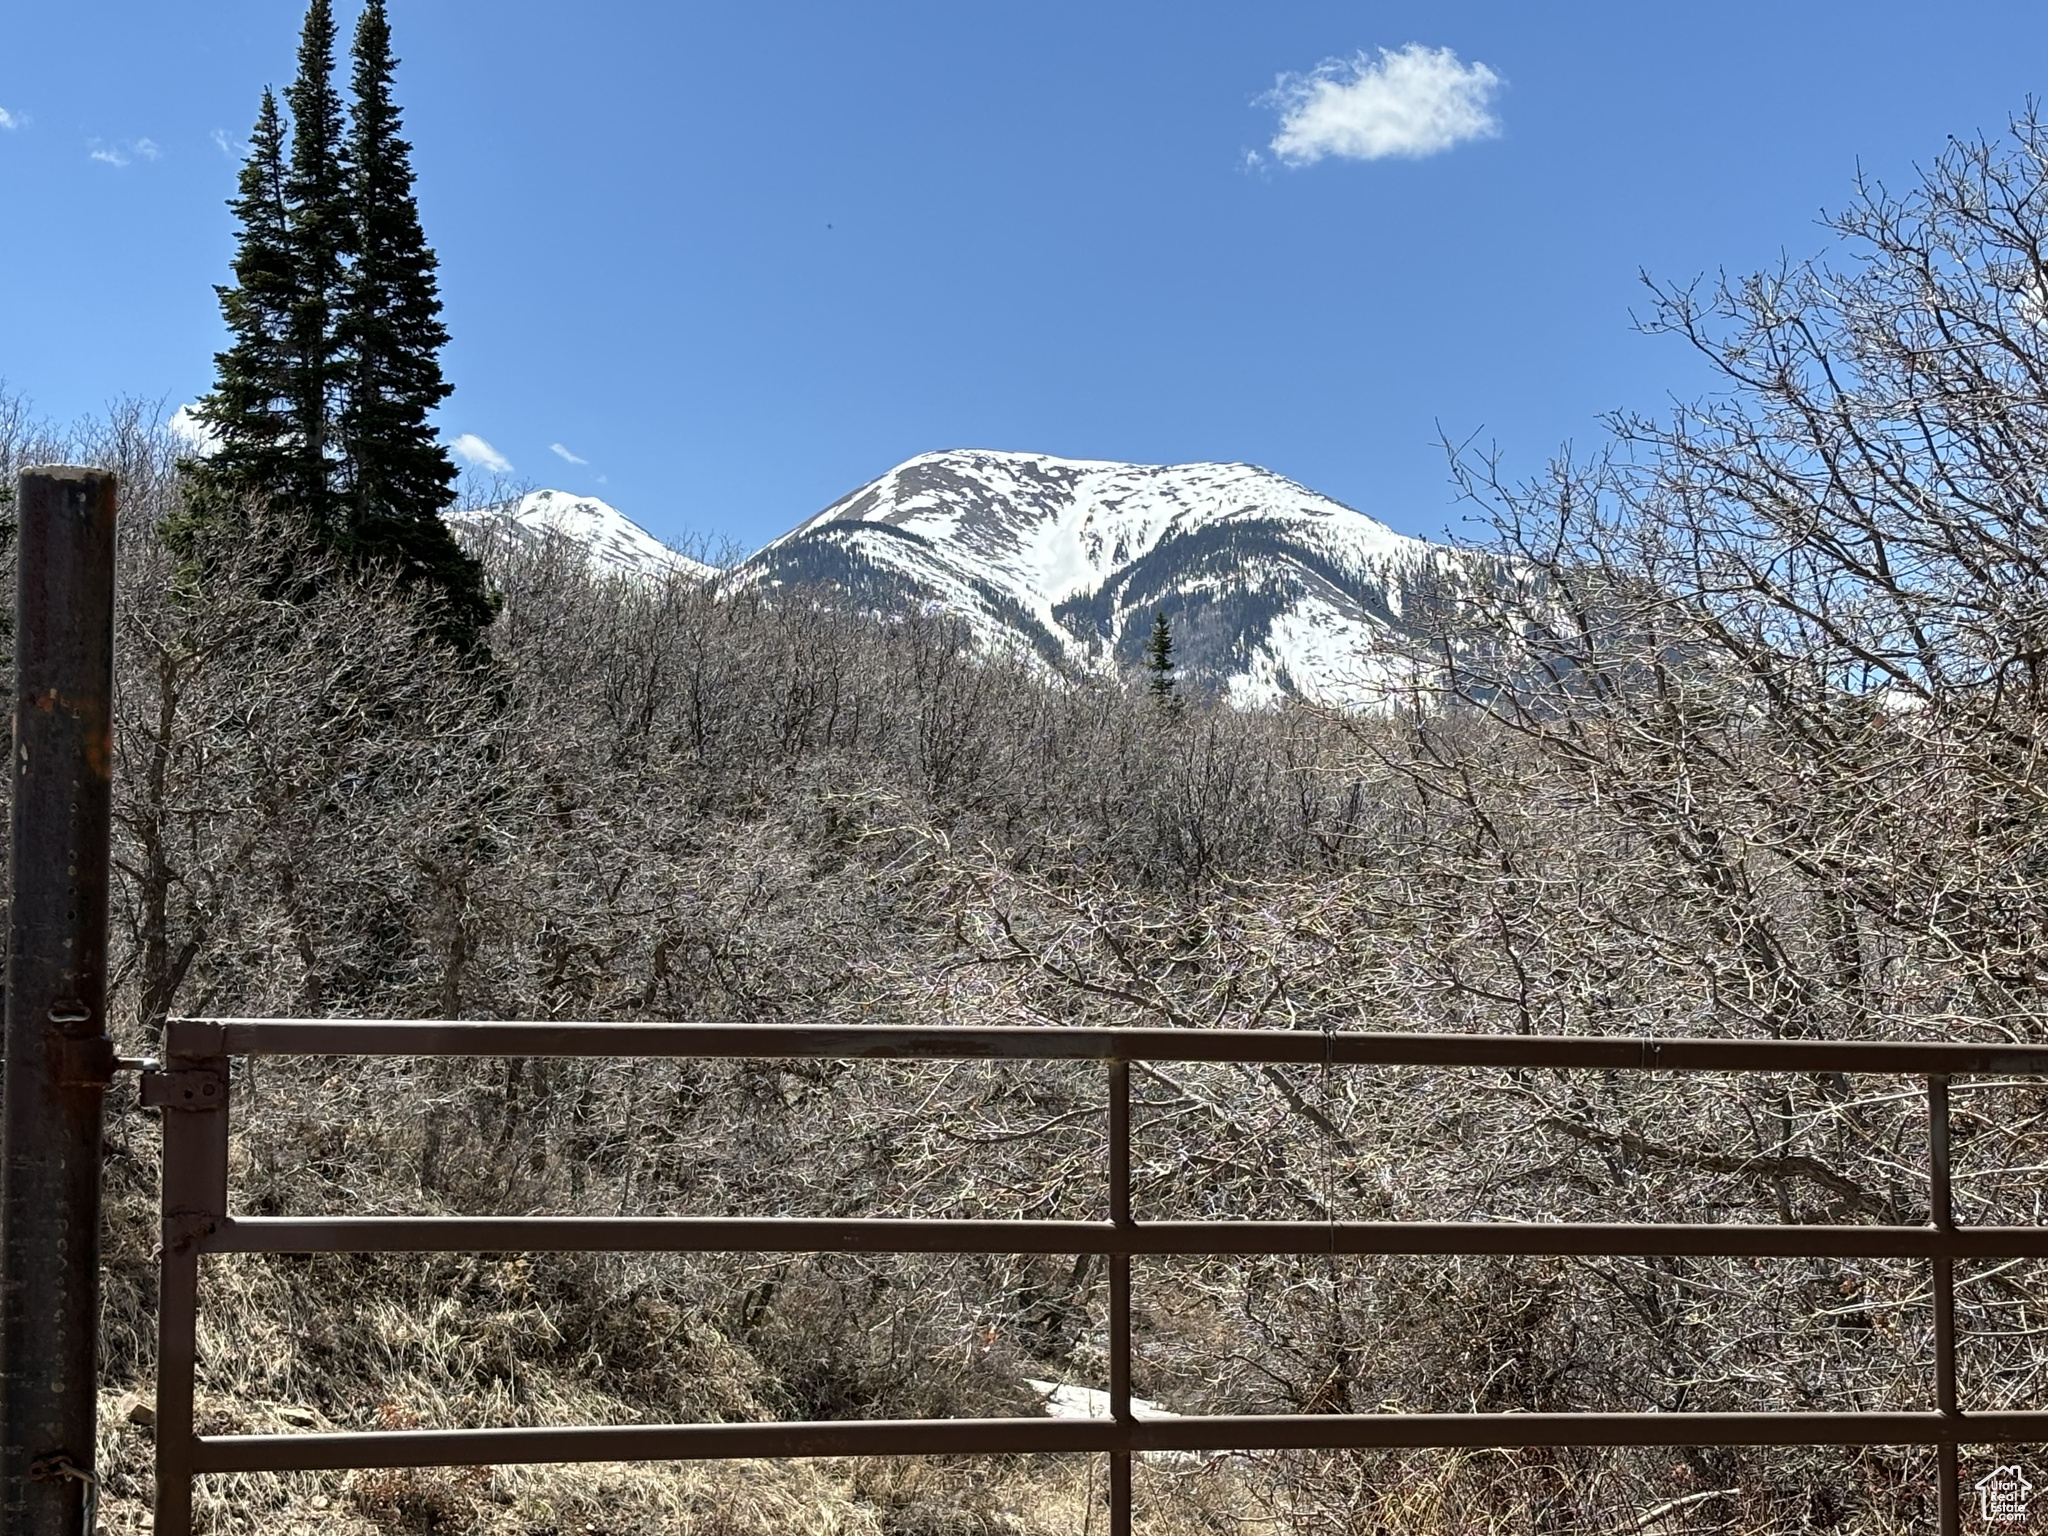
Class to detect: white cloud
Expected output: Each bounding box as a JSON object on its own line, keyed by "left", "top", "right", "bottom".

{"left": 548, "top": 442, "right": 588, "bottom": 465}
{"left": 449, "top": 433, "right": 512, "bottom": 473}
{"left": 1267, "top": 44, "right": 1501, "bottom": 166}
{"left": 168, "top": 404, "right": 220, "bottom": 458}
{"left": 87, "top": 135, "right": 162, "bottom": 168}
{"left": 0, "top": 107, "right": 19, "bottom": 131}
{"left": 211, "top": 128, "right": 233, "bottom": 157}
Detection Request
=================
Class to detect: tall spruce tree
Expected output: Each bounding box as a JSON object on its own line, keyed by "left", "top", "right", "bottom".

{"left": 182, "top": 88, "right": 297, "bottom": 532}
{"left": 338, "top": 0, "right": 493, "bottom": 649}
{"left": 1145, "top": 609, "right": 1181, "bottom": 712}
{"left": 281, "top": 0, "right": 350, "bottom": 540}
{"left": 184, "top": 0, "right": 495, "bottom": 649}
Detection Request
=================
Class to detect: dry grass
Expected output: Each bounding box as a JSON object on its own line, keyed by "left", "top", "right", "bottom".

{"left": 93, "top": 1386, "right": 1248, "bottom": 1536}
{"left": 88, "top": 1083, "right": 1253, "bottom": 1536}
{"left": 83, "top": 1055, "right": 1972, "bottom": 1536}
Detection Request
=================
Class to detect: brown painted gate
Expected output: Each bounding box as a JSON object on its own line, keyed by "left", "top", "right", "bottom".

{"left": 151, "top": 1016, "right": 2048, "bottom": 1535}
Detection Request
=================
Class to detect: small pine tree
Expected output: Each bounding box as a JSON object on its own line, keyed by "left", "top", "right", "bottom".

{"left": 180, "top": 88, "right": 297, "bottom": 536}
{"left": 282, "top": 0, "right": 350, "bottom": 539}
{"left": 1145, "top": 609, "right": 1181, "bottom": 710}
{"left": 338, "top": 0, "right": 493, "bottom": 649}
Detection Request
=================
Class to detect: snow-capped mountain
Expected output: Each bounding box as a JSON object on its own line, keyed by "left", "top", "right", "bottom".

{"left": 734, "top": 449, "right": 1485, "bottom": 705}
{"left": 455, "top": 453, "right": 1503, "bottom": 705}
{"left": 447, "top": 490, "right": 714, "bottom": 582}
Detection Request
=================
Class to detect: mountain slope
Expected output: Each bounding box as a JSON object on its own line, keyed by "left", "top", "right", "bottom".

{"left": 735, "top": 449, "right": 1483, "bottom": 704}
{"left": 447, "top": 490, "right": 714, "bottom": 582}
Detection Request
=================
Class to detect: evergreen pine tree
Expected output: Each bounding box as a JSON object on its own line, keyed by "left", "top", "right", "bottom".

{"left": 338, "top": 0, "right": 494, "bottom": 649}
{"left": 281, "top": 0, "right": 350, "bottom": 540}
{"left": 1145, "top": 609, "right": 1181, "bottom": 711}
{"left": 181, "top": 88, "right": 297, "bottom": 535}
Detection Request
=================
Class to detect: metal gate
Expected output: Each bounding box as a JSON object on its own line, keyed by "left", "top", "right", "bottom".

{"left": 5, "top": 467, "right": 2045, "bottom": 1534}
{"left": 151, "top": 1015, "right": 2048, "bottom": 1535}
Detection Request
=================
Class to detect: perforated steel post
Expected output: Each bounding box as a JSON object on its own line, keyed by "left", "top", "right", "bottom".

{"left": 0, "top": 467, "right": 118, "bottom": 1536}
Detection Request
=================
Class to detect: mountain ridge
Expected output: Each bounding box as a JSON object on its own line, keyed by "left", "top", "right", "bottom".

{"left": 453, "top": 450, "right": 1485, "bottom": 704}
{"left": 447, "top": 488, "right": 716, "bottom": 582}
{"left": 732, "top": 448, "right": 1475, "bottom": 705}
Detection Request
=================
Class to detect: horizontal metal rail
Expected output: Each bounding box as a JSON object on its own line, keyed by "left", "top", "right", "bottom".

{"left": 173, "top": 1016, "right": 2048, "bottom": 1073}
{"left": 208, "top": 1214, "right": 2048, "bottom": 1259}
{"left": 154, "top": 1019, "right": 2048, "bottom": 1536}
{"left": 188, "top": 1410, "right": 2048, "bottom": 1474}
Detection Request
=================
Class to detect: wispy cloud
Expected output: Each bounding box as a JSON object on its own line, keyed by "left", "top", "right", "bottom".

{"left": 88, "top": 136, "right": 160, "bottom": 168}
{"left": 211, "top": 128, "right": 233, "bottom": 157}
{"left": 1266, "top": 44, "right": 1502, "bottom": 166}
{"left": 449, "top": 433, "right": 512, "bottom": 473}
{"left": 549, "top": 442, "right": 588, "bottom": 466}
{"left": 0, "top": 106, "right": 20, "bottom": 131}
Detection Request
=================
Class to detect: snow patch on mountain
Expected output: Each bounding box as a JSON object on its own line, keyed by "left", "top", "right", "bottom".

{"left": 447, "top": 490, "right": 713, "bottom": 582}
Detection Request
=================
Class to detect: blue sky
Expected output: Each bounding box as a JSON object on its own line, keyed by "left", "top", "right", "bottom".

{"left": 4, "top": 3, "right": 2047, "bottom": 552}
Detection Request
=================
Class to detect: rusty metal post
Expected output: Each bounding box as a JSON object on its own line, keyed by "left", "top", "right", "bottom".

{"left": 0, "top": 467, "right": 118, "bottom": 1536}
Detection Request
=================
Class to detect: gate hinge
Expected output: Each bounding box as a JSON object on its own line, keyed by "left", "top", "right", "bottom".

{"left": 140, "top": 1067, "right": 226, "bottom": 1111}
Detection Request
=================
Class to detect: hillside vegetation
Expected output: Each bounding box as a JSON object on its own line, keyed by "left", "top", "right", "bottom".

{"left": 10, "top": 110, "right": 2048, "bottom": 1536}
